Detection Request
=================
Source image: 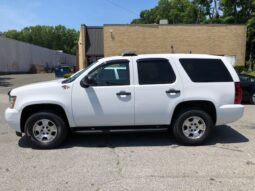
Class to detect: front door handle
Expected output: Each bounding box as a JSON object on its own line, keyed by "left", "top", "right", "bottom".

{"left": 116, "top": 91, "right": 131, "bottom": 96}
{"left": 166, "top": 89, "right": 181, "bottom": 94}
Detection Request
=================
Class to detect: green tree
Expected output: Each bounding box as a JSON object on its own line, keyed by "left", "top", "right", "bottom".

{"left": 168, "top": 0, "right": 198, "bottom": 24}
{"left": 193, "top": 0, "right": 221, "bottom": 23}
{"left": 3, "top": 25, "right": 79, "bottom": 55}
{"left": 220, "top": 0, "right": 254, "bottom": 24}
{"left": 132, "top": 8, "right": 159, "bottom": 24}
{"left": 246, "top": 0, "right": 255, "bottom": 69}
{"left": 131, "top": 0, "right": 201, "bottom": 24}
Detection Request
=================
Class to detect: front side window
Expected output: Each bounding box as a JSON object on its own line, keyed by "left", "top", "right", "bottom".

{"left": 87, "top": 60, "right": 130, "bottom": 86}
{"left": 137, "top": 58, "right": 176, "bottom": 85}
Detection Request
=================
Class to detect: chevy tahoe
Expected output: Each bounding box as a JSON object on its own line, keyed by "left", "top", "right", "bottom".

{"left": 5, "top": 54, "right": 244, "bottom": 149}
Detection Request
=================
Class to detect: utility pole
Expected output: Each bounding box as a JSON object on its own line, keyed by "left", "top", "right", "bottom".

{"left": 248, "top": 26, "right": 254, "bottom": 72}
{"left": 248, "top": 46, "right": 252, "bottom": 72}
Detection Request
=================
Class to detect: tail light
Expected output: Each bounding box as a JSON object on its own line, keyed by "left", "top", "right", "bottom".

{"left": 234, "top": 82, "right": 242, "bottom": 104}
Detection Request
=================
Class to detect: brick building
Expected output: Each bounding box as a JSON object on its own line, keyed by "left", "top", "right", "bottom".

{"left": 78, "top": 24, "right": 247, "bottom": 69}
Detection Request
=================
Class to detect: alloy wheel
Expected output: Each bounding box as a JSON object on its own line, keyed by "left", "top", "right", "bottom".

{"left": 32, "top": 119, "right": 58, "bottom": 143}
{"left": 182, "top": 116, "right": 206, "bottom": 140}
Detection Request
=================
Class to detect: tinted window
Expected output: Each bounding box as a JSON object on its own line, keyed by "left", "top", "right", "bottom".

{"left": 137, "top": 59, "right": 176, "bottom": 85}
{"left": 88, "top": 60, "right": 129, "bottom": 86}
{"left": 179, "top": 59, "right": 233, "bottom": 82}
{"left": 239, "top": 75, "right": 249, "bottom": 82}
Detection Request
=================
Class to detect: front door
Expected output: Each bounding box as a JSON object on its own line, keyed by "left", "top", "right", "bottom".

{"left": 72, "top": 59, "right": 134, "bottom": 127}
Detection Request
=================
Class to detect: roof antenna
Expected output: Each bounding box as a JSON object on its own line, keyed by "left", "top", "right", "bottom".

{"left": 122, "top": 52, "right": 137, "bottom": 56}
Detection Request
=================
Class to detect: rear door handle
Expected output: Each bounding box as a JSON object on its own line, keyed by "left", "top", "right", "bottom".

{"left": 116, "top": 91, "right": 131, "bottom": 96}
{"left": 166, "top": 89, "right": 181, "bottom": 94}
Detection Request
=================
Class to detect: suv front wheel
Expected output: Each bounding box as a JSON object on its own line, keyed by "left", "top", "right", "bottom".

{"left": 24, "top": 111, "right": 68, "bottom": 149}
{"left": 172, "top": 109, "right": 213, "bottom": 145}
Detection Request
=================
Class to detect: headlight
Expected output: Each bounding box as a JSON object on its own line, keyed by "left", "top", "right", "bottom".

{"left": 9, "top": 96, "right": 16, "bottom": 109}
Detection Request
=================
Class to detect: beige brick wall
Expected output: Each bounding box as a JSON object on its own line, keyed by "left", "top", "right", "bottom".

{"left": 104, "top": 25, "right": 247, "bottom": 65}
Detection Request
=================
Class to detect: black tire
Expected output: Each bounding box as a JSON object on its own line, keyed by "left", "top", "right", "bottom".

{"left": 24, "top": 111, "right": 68, "bottom": 149}
{"left": 172, "top": 109, "right": 213, "bottom": 145}
{"left": 250, "top": 92, "right": 255, "bottom": 105}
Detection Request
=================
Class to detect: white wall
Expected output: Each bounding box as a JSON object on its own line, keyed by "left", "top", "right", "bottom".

{"left": 0, "top": 37, "right": 76, "bottom": 73}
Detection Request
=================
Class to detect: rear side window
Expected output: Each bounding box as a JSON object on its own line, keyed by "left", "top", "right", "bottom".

{"left": 137, "top": 58, "right": 176, "bottom": 85}
{"left": 179, "top": 59, "right": 233, "bottom": 82}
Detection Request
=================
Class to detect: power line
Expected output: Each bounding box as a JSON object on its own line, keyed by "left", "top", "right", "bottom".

{"left": 104, "top": 0, "right": 137, "bottom": 16}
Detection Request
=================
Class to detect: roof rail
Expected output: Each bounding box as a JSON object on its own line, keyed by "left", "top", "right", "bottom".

{"left": 122, "top": 52, "right": 137, "bottom": 56}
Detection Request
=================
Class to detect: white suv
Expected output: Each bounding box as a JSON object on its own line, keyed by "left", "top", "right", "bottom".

{"left": 5, "top": 54, "right": 244, "bottom": 149}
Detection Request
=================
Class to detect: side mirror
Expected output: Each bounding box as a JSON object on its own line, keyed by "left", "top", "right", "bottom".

{"left": 80, "top": 76, "right": 91, "bottom": 88}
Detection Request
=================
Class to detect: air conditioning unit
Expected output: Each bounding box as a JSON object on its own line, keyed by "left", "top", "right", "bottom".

{"left": 224, "top": 55, "right": 236, "bottom": 66}
{"left": 159, "top": 19, "right": 169, "bottom": 25}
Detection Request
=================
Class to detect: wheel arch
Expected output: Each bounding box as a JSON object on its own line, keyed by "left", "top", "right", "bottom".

{"left": 170, "top": 100, "right": 217, "bottom": 127}
{"left": 20, "top": 104, "right": 70, "bottom": 133}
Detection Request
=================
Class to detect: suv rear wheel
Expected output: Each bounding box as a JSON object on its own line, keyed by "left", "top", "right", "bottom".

{"left": 24, "top": 111, "right": 68, "bottom": 149}
{"left": 172, "top": 109, "right": 213, "bottom": 145}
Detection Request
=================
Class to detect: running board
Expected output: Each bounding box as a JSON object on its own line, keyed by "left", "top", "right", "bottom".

{"left": 71, "top": 126, "right": 169, "bottom": 134}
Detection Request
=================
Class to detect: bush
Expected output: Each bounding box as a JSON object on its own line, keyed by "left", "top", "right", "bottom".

{"left": 63, "top": 73, "right": 74, "bottom": 78}
{"left": 234, "top": 65, "right": 246, "bottom": 73}
{"left": 234, "top": 65, "right": 255, "bottom": 77}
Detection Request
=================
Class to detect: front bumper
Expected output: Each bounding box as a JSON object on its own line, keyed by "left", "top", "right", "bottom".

{"left": 5, "top": 108, "right": 21, "bottom": 132}
{"left": 216, "top": 104, "right": 244, "bottom": 125}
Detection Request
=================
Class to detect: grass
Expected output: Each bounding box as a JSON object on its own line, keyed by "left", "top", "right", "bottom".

{"left": 245, "top": 71, "right": 255, "bottom": 77}
{"left": 63, "top": 73, "right": 73, "bottom": 78}
{"left": 234, "top": 65, "right": 255, "bottom": 77}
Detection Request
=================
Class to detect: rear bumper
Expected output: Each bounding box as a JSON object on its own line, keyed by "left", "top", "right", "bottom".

{"left": 5, "top": 108, "right": 21, "bottom": 132}
{"left": 216, "top": 104, "right": 244, "bottom": 125}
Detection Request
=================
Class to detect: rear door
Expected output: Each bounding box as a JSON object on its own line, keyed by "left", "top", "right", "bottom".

{"left": 133, "top": 57, "right": 183, "bottom": 125}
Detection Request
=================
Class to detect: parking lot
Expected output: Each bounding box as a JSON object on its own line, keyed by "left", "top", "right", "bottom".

{"left": 0, "top": 74, "right": 255, "bottom": 191}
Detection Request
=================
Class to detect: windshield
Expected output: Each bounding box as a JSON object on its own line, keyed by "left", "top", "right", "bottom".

{"left": 62, "top": 61, "right": 99, "bottom": 84}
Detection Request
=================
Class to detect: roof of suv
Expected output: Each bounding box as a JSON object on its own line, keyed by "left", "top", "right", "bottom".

{"left": 98, "top": 53, "right": 238, "bottom": 82}
{"left": 101, "top": 54, "right": 224, "bottom": 62}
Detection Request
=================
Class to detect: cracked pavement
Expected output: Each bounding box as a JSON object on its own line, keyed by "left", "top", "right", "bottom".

{"left": 0, "top": 74, "right": 255, "bottom": 191}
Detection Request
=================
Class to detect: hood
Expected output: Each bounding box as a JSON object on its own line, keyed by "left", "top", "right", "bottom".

{"left": 10, "top": 79, "right": 64, "bottom": 96}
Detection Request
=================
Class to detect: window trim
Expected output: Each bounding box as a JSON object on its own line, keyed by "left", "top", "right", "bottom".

{"left": 136, "top": 58, "right": 176, "bottom": 85}
{"left": 84, "top": 59, "right": 130, "bottom": 87}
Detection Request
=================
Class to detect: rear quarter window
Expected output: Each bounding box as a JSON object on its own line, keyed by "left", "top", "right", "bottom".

{"left": 179, "top": 58, "right": 233, "bottom": 82}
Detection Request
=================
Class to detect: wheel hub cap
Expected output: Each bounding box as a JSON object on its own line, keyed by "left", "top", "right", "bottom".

{"left": 32, "top": 119, "right": 57, "bottom": 143}
{"left": 182, "top": 116, "right": 206, "bottom": 140}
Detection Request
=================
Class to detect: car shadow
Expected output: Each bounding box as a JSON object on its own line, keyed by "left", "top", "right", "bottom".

{"left": 18, "top": 125, "right": 249, "bottom": 149}
{"left": 0, "top": 77, "right": 13, "bottom": 87}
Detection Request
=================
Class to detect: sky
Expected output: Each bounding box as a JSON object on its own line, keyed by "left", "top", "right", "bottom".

{"left": 0, "top": 0, "right": 158, "bottom": 32}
